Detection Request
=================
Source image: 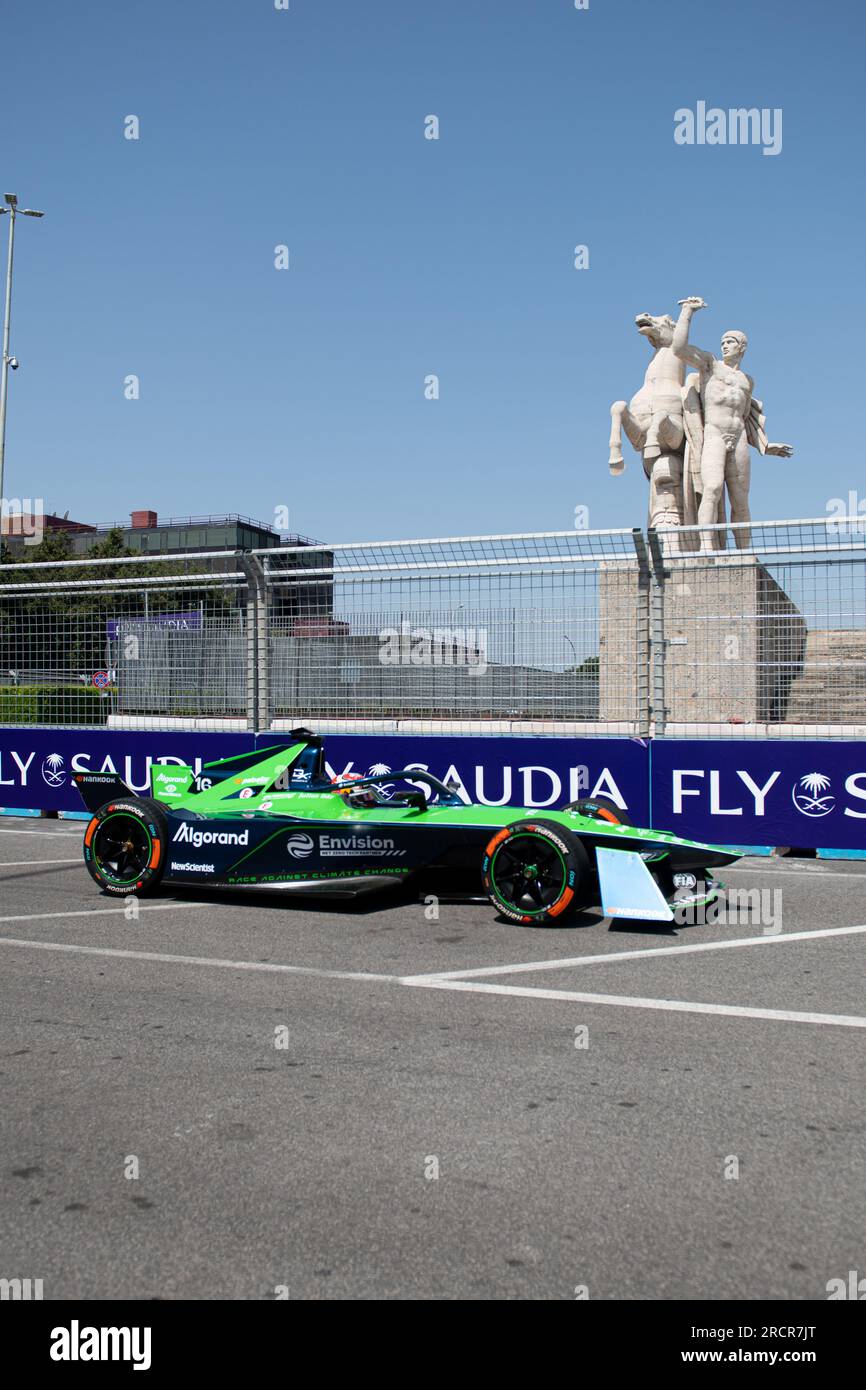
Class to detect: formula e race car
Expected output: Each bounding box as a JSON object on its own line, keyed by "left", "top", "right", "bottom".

{"left": 75, "top": 730, "right": 738, "bottom": 926}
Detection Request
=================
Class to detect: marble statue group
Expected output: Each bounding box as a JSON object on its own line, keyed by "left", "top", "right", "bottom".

{"left": 608, "top": 297, "right": 793, "bottom": 551}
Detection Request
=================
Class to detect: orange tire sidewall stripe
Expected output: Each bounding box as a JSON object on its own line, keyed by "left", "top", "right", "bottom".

{"left": 484, "top": 827, "right": 510, "bottom": 856}
{"left": 546, "top": 886, "right": 574, "bottom": 918}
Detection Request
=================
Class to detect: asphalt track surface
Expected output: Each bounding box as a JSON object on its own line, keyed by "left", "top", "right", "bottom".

{"left": 1, "top": 821, "right": 864, "bottom": 1301}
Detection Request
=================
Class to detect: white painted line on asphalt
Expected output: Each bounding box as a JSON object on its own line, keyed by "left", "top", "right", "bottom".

{"left": 0, "top": 936, "right": 398, "bottom": 982}
{"left": 1, "top": 931, "right": 862, "bottom": 1030}
{"left": 726, "top": 864, "right": 866, "bottom": 879}
{"left": 0, "top": 858, "right": 81, "bottom": 868}
{"left": 0, "top": 828, "right": 83, "bottom": 837}
{"left": 403, "top": 922, "right": 866, "bottom": 983}
{"left": 0, "top": 904, "right": 207, "bottom": 925}
{"left": 402, "top": 977, "right": 866, "bottom": 1030}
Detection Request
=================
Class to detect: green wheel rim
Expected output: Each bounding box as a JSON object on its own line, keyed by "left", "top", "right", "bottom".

{"left": 491, "top": 833, "right": 567, "bottom": 916}
{"left": 92, "top": 813, "right": 153, "bottom": 886}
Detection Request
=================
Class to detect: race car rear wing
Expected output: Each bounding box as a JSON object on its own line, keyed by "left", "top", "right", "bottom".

{"left": 73, "top": 772, "right": 136, "bottom": 814}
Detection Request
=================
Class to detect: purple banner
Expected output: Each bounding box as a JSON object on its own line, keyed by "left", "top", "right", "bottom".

{"left": 650, "top": 739, "right": 866, "bottom": 851}
{"left": 0, "top": 728, "right": 649, "bottom": 821}
{"left": 1, "top": 726, "right": 863, "bottom": 853}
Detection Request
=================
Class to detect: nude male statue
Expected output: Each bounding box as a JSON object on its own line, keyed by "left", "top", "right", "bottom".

{"left": 672, "top": 296, "right": 793, "bottom": 551}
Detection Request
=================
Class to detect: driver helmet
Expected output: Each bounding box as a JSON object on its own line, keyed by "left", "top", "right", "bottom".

{"left": 330, "top": 773, "right": 379, "bottom": 809}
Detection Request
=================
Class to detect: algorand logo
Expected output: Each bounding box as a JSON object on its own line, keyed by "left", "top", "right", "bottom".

{"left": 792, "top": 773, "right": 835, "bottom": 818}
{"left": 172, "top": 823, "right": 249, "bottom": 849}
{"left": 285, "top": 833, "right": 315, "bottom": 859}
{"left": 41, "top": 753, "right": 66, "bottom": 787}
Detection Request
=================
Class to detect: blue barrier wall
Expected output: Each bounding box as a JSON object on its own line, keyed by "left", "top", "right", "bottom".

{"left": 0, "top": 727, "right": 863, "bottom": 854}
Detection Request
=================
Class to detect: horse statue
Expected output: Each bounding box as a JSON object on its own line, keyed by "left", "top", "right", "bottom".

{"left": 608, "top": 312, "right": 687, "bottom": 533}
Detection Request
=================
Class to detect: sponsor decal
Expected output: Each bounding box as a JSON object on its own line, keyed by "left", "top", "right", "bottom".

{"left": 41, "top": 754, "right": 67, "bottom": 788}
{"left": 319, "top": 833, "right": 404, "bottom": 858}
{"left": 291, "top": 767, "right": 311, "bottom": 783}
{"left": 238, "top": 787, "right": 256, "bottom": 799}
{"left": 792, "top": 772, "right": 835, "bottom": 818}
{"left": 673, "top": 872, "right": 697, "bottom": 889}
{"left": 170, "top": 861, "right": 215, "bottom": 874}
{"left": 285, "top": 833, "right": 315, "bottom": 859}
{"left": 172, "top": 824, "right": 249, "bottom": 849}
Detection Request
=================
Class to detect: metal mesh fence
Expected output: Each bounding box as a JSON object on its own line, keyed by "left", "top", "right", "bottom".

{"left": 0, "top": 519, "right": 863, "bottom": 736}
{"left": 257, "top": 530, "right": 644, "bottom": 733}
{"left": 653, "top": 519, "right": 866, "bottom": 736}
{"left": 0, "top": 552, "right": 251, "bottom": 730}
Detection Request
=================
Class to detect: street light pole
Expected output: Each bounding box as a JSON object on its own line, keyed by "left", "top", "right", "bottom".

{"left": 0, "top": 193, "right": 45, "bottom": 539}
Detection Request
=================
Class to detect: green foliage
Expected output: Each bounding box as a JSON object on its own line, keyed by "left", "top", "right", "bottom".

{"left": 0, "top": 684, "right": 110, "bottom": 725}
{"left": 0, "top": 530, "right": 237, "bottom": 695}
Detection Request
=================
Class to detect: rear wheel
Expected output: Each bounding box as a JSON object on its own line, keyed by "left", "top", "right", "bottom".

{"left": 83, "top": 798, "right": 168, "bottom": 897}
{"left": 481, "top": 819, "right": 589, "bottom": 925}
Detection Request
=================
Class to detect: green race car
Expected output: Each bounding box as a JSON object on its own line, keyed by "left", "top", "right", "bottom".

{"left": 75, "top": 729, "right": 738, "bottom": 926}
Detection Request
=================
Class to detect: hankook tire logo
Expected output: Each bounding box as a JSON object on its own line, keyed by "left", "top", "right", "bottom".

{"left": 285, "top": 833, "right": 315, "bottom": 859}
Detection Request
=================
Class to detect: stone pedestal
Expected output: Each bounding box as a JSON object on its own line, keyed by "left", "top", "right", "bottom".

{"left": 599, "top": 555, "right": 807, "bottom": 727}
{"left": 662, "top": 556, "right": 806, "bottom": 724}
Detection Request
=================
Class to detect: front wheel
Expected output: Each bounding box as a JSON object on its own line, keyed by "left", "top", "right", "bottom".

{"left": 83, "top": 798, "right": 168, "bottom": 896}
{"left": 481, "top": 819, "right": 589, "bottom": 925}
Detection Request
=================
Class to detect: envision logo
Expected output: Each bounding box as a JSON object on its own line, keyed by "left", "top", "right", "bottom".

{"left": 172, "top": 824, "right": 249, "bottom": 849}
{"left": 320, "top": 834, "right": 404, "bottom": 858}
{"left": 285, "top": 833, "right": 315, "bottom": 859}
{"left": 50, "top": 1321, "right": 151, "bottom": 1370}
{"left": 0, "top": 1276, "right": 43, "bottom": 1300}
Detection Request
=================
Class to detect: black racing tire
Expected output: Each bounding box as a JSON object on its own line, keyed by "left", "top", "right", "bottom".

{"left": 563, "top": 795, "right": 632, "bottom": 827}
{"left": 481, "top": 818, "right": 590, "bottom": 926}
{"left": 83, "top": 798, "right": 169, "bottom": 897}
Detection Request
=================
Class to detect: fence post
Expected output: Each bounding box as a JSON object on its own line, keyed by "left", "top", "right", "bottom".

{"left": 631, "top": 528, "right": 652, "bottom": 738}
{"left": 646, "top": 528, "right": 668, "bottom": 736}
{"left": 239, "top": 554, "right": 269, "bottom": 732}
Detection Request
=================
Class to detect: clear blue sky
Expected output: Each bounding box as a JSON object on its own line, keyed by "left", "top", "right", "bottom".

{"left": 3, "top": 0, "right": 864, "bottom": 542}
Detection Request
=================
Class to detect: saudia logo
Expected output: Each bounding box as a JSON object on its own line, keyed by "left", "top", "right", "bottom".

{"left": 41, "top": 753, "right": 67, "bottom": 788}
{"left": 792, "top": 773, "right": 836, "bottom": 819}
{"left": 172, "top": 824, "right": 249, "bottom": 849}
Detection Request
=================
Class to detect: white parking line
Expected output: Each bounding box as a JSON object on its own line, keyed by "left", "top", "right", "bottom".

{"left": 403, "top": 922, "right": 866, "bottom": 983}
{"left": 0, "top": 905, "right": 208, "bottom": 925}
{"left": 0, "top": 936, "right": 397, "bottom": 982}
{"left": 0, "top": 858, "right": 81, "bottom": 868}
{"left": 0, "top": 929, "right": 861, "bottom": 1029}
{"left": 0, "top": 828, "right": 83, "bottom": 837}
{"left": 402, "top": 977, "right": 866, "bottom": 1030}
